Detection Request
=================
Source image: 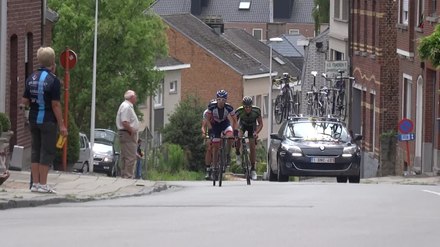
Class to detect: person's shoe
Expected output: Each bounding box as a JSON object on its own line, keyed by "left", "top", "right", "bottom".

{"left": 251, "top": 169, "right": 257, "bottom": 180}
{"left": 37, "top": 184, "right": 56, "bottom": 193}
{"left": 30, "top": 183, "right": 40, "bottom": 192}
{"left": 205, "top": 168, "right": 212, "bottom": 180}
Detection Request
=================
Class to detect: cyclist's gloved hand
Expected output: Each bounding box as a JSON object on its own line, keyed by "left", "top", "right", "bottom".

{"left": 233, "top": 129, "right": 239, "bottom": 138}
{"left": 253, "top": 131, "right": 258, "bottom": 139}
{"left": 208, "top": 129, "right": 214, "bottom": 139}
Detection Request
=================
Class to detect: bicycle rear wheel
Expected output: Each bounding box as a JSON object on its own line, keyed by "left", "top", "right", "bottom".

{"left": 274, "top": 95, "right": 283, "bottom": 124}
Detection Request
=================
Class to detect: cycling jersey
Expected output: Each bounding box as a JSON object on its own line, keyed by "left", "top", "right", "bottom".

{"left": 23, "top": 67, "right": 61, "bottom": 124}
{"left": 235, "top": 105, "right": 261, "bottom": 128}
{"left": 207, "top": 101, "right": 235, "bottom": 123}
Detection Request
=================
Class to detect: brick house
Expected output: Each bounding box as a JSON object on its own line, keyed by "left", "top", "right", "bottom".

{"left": 396, "top": 0, "right": 440, "bottom": 175}
{"left": 0, "top": 1, "right": 57, "bottom": 168}
{"left": 151, "top": 0, "right": 315, "bottom": 40}
{"left": 160, "top": 13, "right": 300, "bottom": 145}
{"left": 350, "top": 0, "right": 400, "bottom": 177}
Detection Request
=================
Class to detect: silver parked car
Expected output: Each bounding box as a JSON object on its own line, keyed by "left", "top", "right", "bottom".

{"left": 73, "top": 132, "right": 91, "bottom": 173}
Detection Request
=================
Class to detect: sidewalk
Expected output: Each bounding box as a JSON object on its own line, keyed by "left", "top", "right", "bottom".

{"left": 0, "top": 171, "right": 168, "bottom": 210}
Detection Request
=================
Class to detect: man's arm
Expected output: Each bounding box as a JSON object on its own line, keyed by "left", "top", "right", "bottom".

{"left": 255, "top": 116, "right": 263, "bottom": 136}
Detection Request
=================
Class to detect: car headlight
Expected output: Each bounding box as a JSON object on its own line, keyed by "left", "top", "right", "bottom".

{"left": 342, "top": 146, "right": 357, "bottom": 157}
{"left": 281, "top": 143, "right": 303, "bottom": 157}
{"left": 103, "top": 156, "right": 113, "bottom": 162}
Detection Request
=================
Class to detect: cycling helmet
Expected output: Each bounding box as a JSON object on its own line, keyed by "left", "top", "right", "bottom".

{"left": 216, "top": 89, "right": 228, "bottom": 99}
{"left": 209, "top": 98, "right": 216, "bottom": 103}
{"left": 242, "top": 96, "right": 253, "bottom": 106}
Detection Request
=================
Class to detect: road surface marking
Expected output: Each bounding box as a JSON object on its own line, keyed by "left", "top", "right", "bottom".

{"left": 422, "top": 190, "right": 440, "bottom": 196}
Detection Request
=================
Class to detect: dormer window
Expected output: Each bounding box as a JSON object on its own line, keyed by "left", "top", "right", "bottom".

{"left": 239, "top": 1, "right": 251, "bottom": 10}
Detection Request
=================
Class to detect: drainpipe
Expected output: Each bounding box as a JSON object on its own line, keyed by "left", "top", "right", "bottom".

{"left": 41, "top": 0, "right": 46, "bottom": 45}
{"left": 0, "top": 0, "right": 7, "bottom": 112}
{"left": 432, "top": 75, "right": 437, "bottom": 173}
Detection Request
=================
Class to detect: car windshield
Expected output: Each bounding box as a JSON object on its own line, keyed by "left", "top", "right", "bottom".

{"left": 93, "top": 143, "right": 113, "bottom": 155}
{"left": 286, "top": 121, "right": 351, "bottom": 143}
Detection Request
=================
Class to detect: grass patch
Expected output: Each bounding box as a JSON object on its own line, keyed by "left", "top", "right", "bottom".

{"left": 146, "top": 170, "right": 205, "bottom": 181}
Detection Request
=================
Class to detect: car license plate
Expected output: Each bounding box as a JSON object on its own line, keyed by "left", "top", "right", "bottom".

{"left": 311, "top": 157, "right": 335, "bottom": 163}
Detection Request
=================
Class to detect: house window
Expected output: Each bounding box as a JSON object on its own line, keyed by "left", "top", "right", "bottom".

{"left": 334, "top": 0, "right": 349, "bottom": 21}
{"left": 417, "top": 0, "right": 424, "bottom": 28}
{"left": 252, "top": 28, "right": 263, "bottom": 41}
{"left": 334, "top": 0, "right": 341, "bottom": 19}
{"left": 400, "top": 0, "right": 409, "bottom": 25}
{"left": 169, "top": 80, "right": 177, "bottom": 94}
{"left": 333, "top": 50, "right": 344, "bottom": 60}
{"left": 256, "top": 95, "right": 262, "bottom": 109}
{"left": 263, "top": 95, "right": 268, "bottom": 117}
{"left": 154, "top": 81, "right": 164, "bottom": 108}
{"left": 239, "top": 1, "right": 251, "bottom": 10}
{"left": 430, "top": 0, "right": 437, "bottom": 16}
{"left": 403, "top": 76, "right": 412, "bottom": 119}
{"left": 289, "top": 29, "right": 300, "bottom": 35}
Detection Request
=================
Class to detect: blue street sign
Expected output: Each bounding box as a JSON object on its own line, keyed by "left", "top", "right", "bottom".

{"left": 398, "top": 133, "right": 415, "bottom": 141}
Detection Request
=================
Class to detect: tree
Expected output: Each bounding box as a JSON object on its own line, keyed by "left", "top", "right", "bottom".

{"left": 312, "top": 0, "right": 330, "bottom": 34}
{"left": 48, "top": 0, "right": 168, "bottom": 132}
{"left": 419, "top": 24, "right": 440, "bottom": 68}
{"left": 162, "top": 96, "right": 207, "bottom": 171}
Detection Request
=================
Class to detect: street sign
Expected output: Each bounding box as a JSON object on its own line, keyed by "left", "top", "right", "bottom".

{"left": 398, "top": 118, "right": 414, "bottom": 134}
{"left": 60, "top": 49, "right": 77, "bottom": 69}
{"left": 325, "top": 60, "right": 348, "bottom": 77}
{"left": 398, "top": 133, "right": 415, "bottom": 141}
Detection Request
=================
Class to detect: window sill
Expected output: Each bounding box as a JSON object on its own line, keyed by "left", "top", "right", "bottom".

{"left": 396, "top": 23, "right": 408, "bottom": 31}
{"left": 333, "top": 17, "right": 348, "bottom": 23}
{"left": 415, "top": 27, "right": 423, "bottom": 33}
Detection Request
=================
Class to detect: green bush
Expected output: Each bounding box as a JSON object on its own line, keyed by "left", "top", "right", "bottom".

{"left": 154, "top": 143, "right": 188, "bottom": 174}
{"left": 0, "top": 112, "right": 11, "bottom": 132}
{"left": 162, "top": 95, "right": 206, "bottom": 171}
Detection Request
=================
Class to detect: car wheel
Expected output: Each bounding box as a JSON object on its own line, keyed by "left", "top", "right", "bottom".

{"left": 348, "top": 176, "right": 360, "bottom": 183}
{"left": 277, "top": 159, "right": 289, "bottom": 182}
{"left": 336, "top": 176, "right": 347, "bottom": 183}
{"left": 81, "top": 162, "right": 89, "bottom": 174}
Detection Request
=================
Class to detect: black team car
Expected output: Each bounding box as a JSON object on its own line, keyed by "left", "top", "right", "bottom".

{"left": 268, "top": 116, "right": 362, "bottom": 183}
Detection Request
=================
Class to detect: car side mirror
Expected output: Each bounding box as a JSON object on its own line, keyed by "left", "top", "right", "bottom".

{"left": 353, "top": 134, "right": 362, "bottom": 142}
{"left": 270, "top": 133, "right": 284, "bottom": 140}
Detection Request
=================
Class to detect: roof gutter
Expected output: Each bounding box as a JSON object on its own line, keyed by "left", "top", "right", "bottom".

{"left": 243, "top": 72, "right": 278, "bottom": 80}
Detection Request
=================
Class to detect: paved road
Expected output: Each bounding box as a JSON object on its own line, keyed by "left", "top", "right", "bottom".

{"left": 1, "top": 181, "right": 439, "bottom": 247}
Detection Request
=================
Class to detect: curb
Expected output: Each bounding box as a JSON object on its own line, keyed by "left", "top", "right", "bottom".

{"left": 0, "top": 182, "right": 169, "bottom": 210}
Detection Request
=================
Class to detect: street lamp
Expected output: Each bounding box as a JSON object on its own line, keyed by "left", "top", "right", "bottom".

{"left": 267, "top": 37, "right": 283, "bottom": 151}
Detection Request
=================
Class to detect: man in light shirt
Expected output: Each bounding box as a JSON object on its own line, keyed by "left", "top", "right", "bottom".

{"left": 116, "top": 90, "right": 139, "bottom": 179}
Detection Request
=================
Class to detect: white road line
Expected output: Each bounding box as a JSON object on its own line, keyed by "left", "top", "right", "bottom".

{"left": 422, "top": 190, "right": 440, "bottom": 196}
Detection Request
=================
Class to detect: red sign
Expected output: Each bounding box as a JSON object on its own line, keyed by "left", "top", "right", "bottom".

{"left": 398, "top": 118, "right": 414, "bottom": 134}
{"left": 60, "top": 50, "right": 77, "bottom": 69}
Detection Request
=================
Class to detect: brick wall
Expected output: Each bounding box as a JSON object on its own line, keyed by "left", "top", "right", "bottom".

{"left": 7, "top": 0, "right": 44, "bottom": 151}
{"left": 351, "top": 0, "right": 399, "bottom": 160}
{"left": 166, "top": 27, "right": 243, "bottom": 109}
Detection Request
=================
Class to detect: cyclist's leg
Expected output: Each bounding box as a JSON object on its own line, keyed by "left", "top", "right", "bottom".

{"left": 204, "top": 138, "right": 212, "bottom": 179}
{"left": 211, "top": 124, "right": 222, "bottom": 169}
{"left": 223, "top": 124, "right": 234, "bottom": 166}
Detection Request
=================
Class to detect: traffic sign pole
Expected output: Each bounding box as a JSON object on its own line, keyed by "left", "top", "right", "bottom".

{"left": 398, "top": 118, "right": 414, "bottom": 173}
{"left": 60, "top": 48, "right": 77, "bottom": 171}
{"left": 62, "top": 48, "right": 70, "bottom": 172}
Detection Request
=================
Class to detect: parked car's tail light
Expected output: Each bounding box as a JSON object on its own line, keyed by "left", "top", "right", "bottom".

{"left": 342, "top": 146, "right": 357, "bottom": 157}
{"left": 281, "top": 144, "right": 303, "bottom": 157}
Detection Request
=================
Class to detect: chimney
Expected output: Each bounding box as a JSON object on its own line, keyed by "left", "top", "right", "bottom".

{"left": 273, "top": 0, "right": 294, "bottom": 19}
{"left": 191, "top": 0, "right": 202, "bottom": 15}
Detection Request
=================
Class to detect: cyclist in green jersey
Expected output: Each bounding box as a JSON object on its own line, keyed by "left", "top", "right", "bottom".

{"left": 234, "top": 96, "right": 263, "bottom": 180}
